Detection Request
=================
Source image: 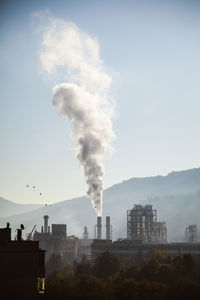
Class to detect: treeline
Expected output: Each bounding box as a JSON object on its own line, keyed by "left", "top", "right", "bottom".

{"left": 44, "top": 251, "right": 200, "bottom": 300}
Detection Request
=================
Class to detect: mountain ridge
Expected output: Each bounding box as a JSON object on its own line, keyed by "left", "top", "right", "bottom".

{"left": 0, "top": 167, "right": 200, "bottom": 241}
{"left": 0, "top": 197, "right": 43, "bottom": 217}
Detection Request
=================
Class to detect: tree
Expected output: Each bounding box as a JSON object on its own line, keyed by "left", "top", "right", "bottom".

{"left": 73, "top": 274, "right": 105, "bottom": 300}
{"left": 139, "top": 258, "right": 160, "bottom": 281}
{"left": 46, "top": 253, "right": 62, "bottom": 275}
{"left": 45, "top": 271, "right": 73, "bottom": 300}
{"left": 73, "top": 255, "right": 91, "bottom": 278}
{"left": 93, "top": 251, "right": 122, "bottom": 278}
{"left": 149, "top": 250, "right": 169, "bottom": 264}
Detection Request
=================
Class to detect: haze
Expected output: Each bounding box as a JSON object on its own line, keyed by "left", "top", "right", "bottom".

{"left": 0, "top": 0, "right": 200, "bottom": 205}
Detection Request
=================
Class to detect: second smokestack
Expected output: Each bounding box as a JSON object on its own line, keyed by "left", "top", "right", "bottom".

{"left": 97, "top": 216, "right": 102, "bottom": 240}
{"left": 106, "top": 216, "right": 111, "bottom": 240}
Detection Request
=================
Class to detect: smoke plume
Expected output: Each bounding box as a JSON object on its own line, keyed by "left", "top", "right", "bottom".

{"left": 40, "top": 17, "right": 114, "bottom": 216}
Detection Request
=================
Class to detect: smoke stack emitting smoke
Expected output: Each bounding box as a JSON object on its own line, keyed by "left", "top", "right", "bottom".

{"left": 40, "top": 17, "right": 115, "bottom": 216}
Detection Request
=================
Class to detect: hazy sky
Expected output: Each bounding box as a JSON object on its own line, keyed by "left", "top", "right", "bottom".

{"left": 1, "top": 0, "right": 200, "bottom": 205}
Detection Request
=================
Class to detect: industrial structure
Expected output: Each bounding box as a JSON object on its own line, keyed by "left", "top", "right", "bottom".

{"left": 33, "top": 215, "right": 113, "bottom": 263}
{"left": 96, "top": 216, "right": 102, "bottom": 239}
{"left": 94, "top": 216, "right": 112, "bottom": 240}
{"left": 106, "top": 216, "right": 112, "bottom": 240}
{"left": 83, "top": 226, "right": 89, "bottom": 239}
{"left": 90, "top": 204, "right": 200, "bottom": 261}
{"left": 26, "top": 203, "right": 199, "bottom": 266}
{"left": 185, "top": 224, "right": 198, "bottom": 242}
{"left": 0, "top": 223, "right": 45, "bottom": 299}
{"left": 34, "top": 215, "right": 93, "bottom": 263}
{"left": 42, "top": 215, "right": 50, "bottom": 234}
{"left": 91, "top": 239, "right": 200, "bottom": 261}
{"left": 34, "top": 215, "right": 68, "bottom": 261}
{"left": 155, "top": 222, "right": 167, "bottom": 243}
{"left": 127, "top": 204, "right": 167, "bottom": 243}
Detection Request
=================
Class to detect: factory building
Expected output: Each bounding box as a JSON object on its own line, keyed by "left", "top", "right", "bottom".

{"left": 34, "top": 215, "right": 68, "bottom": 261}
{"left": 91, "top": 239, "right": 200, "bottom": 261}
{"left": 34, "top": 215, "right": 94, "bottom": 263}
{"left": 33, "top": 215, "right": 112, "bottom": 263}
{"left": 30, "top": 205, "right": 199, "bottom": 266}
{"left": 127, "top": 204, "right": 167, "bottom": 243}
{"left": 52, "top": 224, "right": 67, "bottom": 238}
{"left": 91, "top": 204, "right": 200, "bottom": 260}
{"left": 185, "top": 224, "right": 198, "bottom": 242}
{"left": 0, "top": 223, "right": 45, "bottom": 299}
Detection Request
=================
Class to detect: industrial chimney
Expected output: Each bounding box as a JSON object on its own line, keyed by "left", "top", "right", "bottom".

{"left": 106, "top": 216, "right": 111, "bottom": 240}
{"left": 97, "top": 216, "right": 102, "bottom": 240}
{"left": 43, "top": 215, "right": 49, "bottom": 234}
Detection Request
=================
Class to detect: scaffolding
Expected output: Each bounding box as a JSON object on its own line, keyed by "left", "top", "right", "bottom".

{"left": 83, "top": 226, "right": 89, "bottom": 239}
{"left": 155, "top": 222, "right": 167, "bottom": 243}
{"left": 185, "top": 225, "right": 197, "bottom": 242}
{"left": 127, "top": 205, "right": 157, "bottom": 242}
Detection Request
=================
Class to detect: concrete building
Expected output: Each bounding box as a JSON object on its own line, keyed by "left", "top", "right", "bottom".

{"left": 34, "top": 216, "right": 67, "bottom": 261}
{"left": 91, "top": 239, "right": 200, "bottom": 261}
{"left": 34, "top": 216, "right": 93, "bottom": 263}
{"left": 0, "top": 223, "right": 45, "bottom": 299}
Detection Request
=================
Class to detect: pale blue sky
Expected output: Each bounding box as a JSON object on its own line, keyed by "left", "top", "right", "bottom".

{"left": 1, "top": 0, "right": 200, "bottom": 205}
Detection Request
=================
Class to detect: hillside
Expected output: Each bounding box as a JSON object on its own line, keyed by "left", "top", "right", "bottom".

{"left": 0, "top": 167, "right": 200, "bottom": 241}
{"left": 0, "top": 197, "right": 42, "bottom": 217}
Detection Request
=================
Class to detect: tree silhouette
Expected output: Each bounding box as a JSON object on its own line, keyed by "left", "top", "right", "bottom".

{"left": 93, "top": 251, "right": 122, "bottom": 278}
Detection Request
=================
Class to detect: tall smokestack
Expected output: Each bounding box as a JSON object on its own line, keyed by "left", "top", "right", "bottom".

{"left": 97, "top": 216, "right": 102, "bottom": 240}
{"left": 43, "top": 215, "right": 49, "bottom": 234}
{"left": 106, "top": 216, "right": 111, "bottom": 240}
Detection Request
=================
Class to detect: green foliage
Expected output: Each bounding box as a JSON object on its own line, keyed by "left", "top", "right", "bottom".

{"left": 139, "top": 258, "right": 161, "bottom": 281}
{"left": 93, "top": 251, "right": 123, "bottom": 278}
{"left": 45, "top": 271, "right": 73, "bottom": 300}
{"left": 46, "top": 253, "right": 62, "bottom": 275}
{"left": 73, "top": 274, "right": 105, "bottom": 300}
{"left": 44, "top": 253, "right": 200, "bottom": 300}
{"left": 149, "top": 250, "right": 169, "bottom": 264}
{"left": 73, "top": 255, "right": 92, "bottom": 278}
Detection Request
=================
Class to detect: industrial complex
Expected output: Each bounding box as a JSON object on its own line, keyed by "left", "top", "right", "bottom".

{"left": 1, "top": 202, "right": 200, "bottom": 297}
{"left": 31, "top": 203, "right": 200, "bottom": 263}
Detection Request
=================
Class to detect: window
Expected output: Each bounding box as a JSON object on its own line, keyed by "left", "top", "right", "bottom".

{"left": 37, "top": 277, "right": 45, "bottom": 294}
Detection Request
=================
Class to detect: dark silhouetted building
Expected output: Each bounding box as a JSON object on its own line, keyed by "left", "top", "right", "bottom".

{"left": 0, "top": 223, "right": 45, "bottom": 299}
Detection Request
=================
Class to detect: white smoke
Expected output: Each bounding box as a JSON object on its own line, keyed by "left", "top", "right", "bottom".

{"left": 40, "top": 16, "right": 114, "bottom": 216}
